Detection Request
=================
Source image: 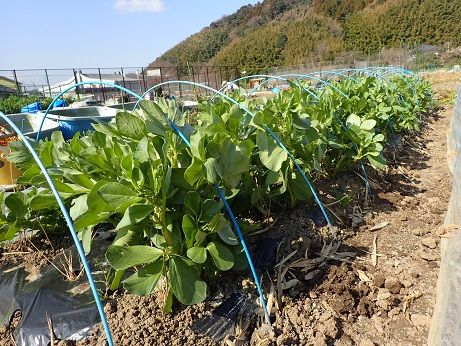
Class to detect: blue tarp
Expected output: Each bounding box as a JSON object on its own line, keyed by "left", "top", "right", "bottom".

{"left": 52, "top": 99, "right": 67, "bottom": 108}
{"left": 20, "top": 102, "right": 41, "bottom": 114}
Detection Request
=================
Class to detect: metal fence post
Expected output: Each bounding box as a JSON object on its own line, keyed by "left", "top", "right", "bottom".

{"left": 73, "top": 69, "right": 80, "bottom": 99}
{"left": 120, "top": 67, "right": 126, "bottom": 101}
{"left": 159, "top": 67, "right": 164, "bottom": 83}
{"left": 214, "top": 67, "right": 218, "bottom": 90}
{"left": 12, "top": 70, "right": 21, "bottom": 95}
{"left": 177, "top": 66, "right": 182, "bottom": 98}
{"left": 191, "top": 66, "right": 195, "bottom": 83}
{"left": 141, "top": 67, "right": 147, "bottom": 94}
{"left": 98, "top": 68, "right": 106, "bottom": 103}
{"left": 44, "top": 69, "right": 52, "bottom": 97}
{"left": 120, "top": 67, "right": 126, "bottom": 89}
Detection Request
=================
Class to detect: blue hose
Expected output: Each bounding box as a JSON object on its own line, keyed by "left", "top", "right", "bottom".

{"left": 0, "top": 111, "right": 114, "bottom": 346}
{"left": 215, "top": 185, "right": 271, "bottom": 323}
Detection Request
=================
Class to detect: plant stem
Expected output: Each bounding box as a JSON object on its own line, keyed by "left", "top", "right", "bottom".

{"left": 110, "top": 270, "right": 125, "bottom": 291}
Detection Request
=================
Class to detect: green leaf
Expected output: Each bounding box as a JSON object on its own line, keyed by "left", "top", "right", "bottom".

{"left": 170, "top": 168, "right": 191, "bottom": 190}
{"left": 116, "top": 203, "right": 152, "bottom": 230}
{"left": 373, "top": 133, "right": 385, "bottom": 142}
{"left": 288, "top": 171, "right": 313, "bottom": 201}
{"left": 195, "top": 230, "right": 206, "bottom": 245}
{"left": 367, "top": 154, "right": 387, "bottom": 169}
{"left": 74, "top": 211, "right": 111, "bottom": 230}
{"left": 145, "top": 118, "right": 167, "bottom": 137}
{"left": 0, "top": 220, "right": 18, "bottom": 241}
{"left": 206, "top": 241, "right": 234, "bottom": 271}
{"left": 106, "top": 245, "right": 163, "bottom": 271}
{"left": 231, "top": 245, "right": 249, "bottom": 271}
{"left": 346, "top": 114, "right": 361, "bottom": 127}
{"left": 29, "top": 194, "right": 57, "bottom": 210}
{"left": 115, "top": 111, "right": 147, "bottom": 140}
{"left": 256, "top": 130, "right": 288, "bottom": 171}
{"left": 70, "top": 195, "right": 88, "bottom": 221}
{"left": 186, "top": 246, "right": 207, "bottom": 264}
{"left": 208, "top": 213, "right": 228, "bottom": 233}
{"left": 203, "top": 158, "right": 219, "bottom": 184}
{"left": 200, "top": 199, "right": 220, "bottom": 222}
{"left": 169, "top": 256, "right": 207, "bottom": 305}
{"left": 87, "top": 180, "right": 111, "bottom": 211}
{"left": 360, "top": 119, "right": 376, "bottom": 131}
{"left": 182, "top": 214, "right": 198, "bottom": 248}
{"left": 53, "top": 180, "right": 80, "bottom": 199}
{"left": 64, "top": 172, "right": 96, "bottom": 190}
{"left": 7, "top": 140, "right": 35, "bottom": 167}
{"left": 5, "top": 193, "right": 27, "bottom": 219}
{"left": 78, "top": 227, "right": 92, "bottom": 255}
{"left": 184, "top": 157, "right": 205, "bottom": 188}
{"left": 123, "top": 259, "right": 163, "bottom": 296}
{"left": 133, "top": 137, "right": 151, "bottom": 163}
{"left": 189, "top": 132, "right": 206, "bottom": 161}
{"left": 184, "top": 191, "right": 201, "bottom": 217}
{"left": 151, "top": 233, "right": 166, "bottom": 249}
{"left": 97, "top": 182, "right": 142, "bottom": 213}
{"left": 113, "top": 228, "right": 142, "bottom": 247}
{"left": 220, "top": 138, "right": 250, "bottom": 186}
{"left": 15, "top": 166, "right": 42, "bottom": 185}
{"left": 138, "top": 100, "right": 166, "bottom": 122}
{"left": 217, "top": 224, "right": 238, "bottom": 246}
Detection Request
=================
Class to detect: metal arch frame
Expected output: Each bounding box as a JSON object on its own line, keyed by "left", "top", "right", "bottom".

{"left": 211, "top": 74, "right": 320, "bottom": 101}
{"left": 137, "top": 81, "right": 331, "bottom": 225}
{"left": 138, "top": 80, "right": 332, "bottom": 323}
{"left": 245, "top": 73, "right": 348, "bottom": 98}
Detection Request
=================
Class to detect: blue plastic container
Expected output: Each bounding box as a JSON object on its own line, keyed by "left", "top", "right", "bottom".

{"left": 38, "top": 106, "right": 117, "bottom": 139}
{"left": 0, "top": 113, "right": 59, "bottom": 140}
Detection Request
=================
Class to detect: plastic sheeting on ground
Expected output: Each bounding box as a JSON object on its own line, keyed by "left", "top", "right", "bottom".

{"left": 429, "top": 84, "right": 461, "bottom": 345}
{"left": 0, "top": 234, "right": 112, "bottom": 346}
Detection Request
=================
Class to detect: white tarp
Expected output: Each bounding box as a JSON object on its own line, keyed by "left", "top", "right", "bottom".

{"left": 49, "top": 72, "right": 117, "bottom": 95}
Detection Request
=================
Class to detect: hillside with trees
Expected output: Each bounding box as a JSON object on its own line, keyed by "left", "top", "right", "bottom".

{"left": 150, "top": 0, "right": 461, "bottom": 71}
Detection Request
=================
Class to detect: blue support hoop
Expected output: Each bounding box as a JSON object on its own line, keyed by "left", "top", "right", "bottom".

{"left": 0, "top": 111, "right": 115, "bottom": 346}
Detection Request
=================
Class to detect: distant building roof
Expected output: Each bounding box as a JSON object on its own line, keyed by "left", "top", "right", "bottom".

{"left": 0, "top": 75, "right": 21, "bottom": 90}
{"left": 0, "top": 75, "right": 21, "bottom": 95}
{"left": 49, "top": 71, "right": 149, "bottom": 95}
{"left": 83, "top": 73, "right": 141, "bottom": 82}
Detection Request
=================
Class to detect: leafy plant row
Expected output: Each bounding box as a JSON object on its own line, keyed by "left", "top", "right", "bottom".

{"left": 2, "top": 75, "right": 433, "bottom": 310}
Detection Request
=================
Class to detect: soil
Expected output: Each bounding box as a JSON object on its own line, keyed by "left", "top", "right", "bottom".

{"left": 0, "top": 231, "right": 74, "bottom": 276}
{"left": 0, "top": 70, "right": 458, "bottom": 346}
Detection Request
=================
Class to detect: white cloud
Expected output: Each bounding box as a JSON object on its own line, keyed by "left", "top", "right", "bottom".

{"left": 114, "top": 0, "right": 165, "bottom": 13}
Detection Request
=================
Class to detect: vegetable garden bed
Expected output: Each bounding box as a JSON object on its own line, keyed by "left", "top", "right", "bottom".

{"left": 0, "top": 68, "right": 447, "bottom": 346}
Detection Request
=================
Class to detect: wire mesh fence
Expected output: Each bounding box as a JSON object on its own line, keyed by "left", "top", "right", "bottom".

{"left": 0, "top": 65, "right": 240, "bottom": 102}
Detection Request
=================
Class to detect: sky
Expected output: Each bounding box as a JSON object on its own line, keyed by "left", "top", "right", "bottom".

{"left": 0, "top": 0, "right": 258, "bottom": 69}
